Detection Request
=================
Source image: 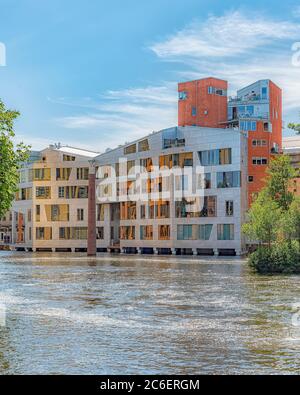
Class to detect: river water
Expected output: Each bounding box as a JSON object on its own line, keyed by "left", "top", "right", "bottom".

{"left": 1, "top": 251, "right": 300, "bottom": 375}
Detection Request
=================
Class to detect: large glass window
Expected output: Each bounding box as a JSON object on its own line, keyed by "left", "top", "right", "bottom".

{"left": 138, "top": 139, "right": 149, "bottom": 152}
{"left": 140, "top": 226, "right": 153, "bottom": 240}
{"left": 177, "top": 225, "right": 198, "bottom": 240}
{"left": 36, "top": 227, "right": 52, "bottom": 240}
{"left": 159, "top": 225, "right": 170, "bottom": 240}
{"left": 45, "top": 205, "right": 69, "bottom": 221}
{"left": 124, "top": 144, "right": 136, "bottom": 155}
{"left": 199, "top": 225, "right": 213, "bottom": 240}
{"left": 58, "top": 186, "right": 88, "bottom": 199}
{"left": 217, "top": 224, "right": 234, "bottom": 240}
{"left": 77, "top": 168, "right": 89, "bottom": 180}
{"left": 120, "top": 226, "right": 135, "bottom": 240}
{"left": 217, "top": 171, "right": 241, "bottom": 188}
{"left": 32, "top": 168, "right": 51, "bottom": 181}
{"left": 179, "top": 91, "right": 188, "bottom": 100}
{"left": 199, "top": 148, "right": 232, "bottom": 166}
{"left": 36, "top": 186, "right": 51, "bottom": 199}
{"left": 59, "top": 227, "right": 87, "bottom": 240}
{"left": 56, "top": 168, "right": 71, "bottom": 181}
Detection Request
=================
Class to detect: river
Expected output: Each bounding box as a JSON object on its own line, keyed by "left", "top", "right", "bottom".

{"left": 0, "top": 251, "right": 300, "bottom": 375}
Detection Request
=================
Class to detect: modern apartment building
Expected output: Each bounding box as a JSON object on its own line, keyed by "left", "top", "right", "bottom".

{"left": 11, "top": 144, "right": 99, "bottom": 252}
{"left": 228, "top": 80, "right": 282, "bottom": 205}
{"left": 8, "top": 77, "right": 285, "bottom": 256}
{"left": 283, "top": 136, "right": 300, "bottom": 196}
{"left": 95, "top": 126, "right": 248, "bottom": 256}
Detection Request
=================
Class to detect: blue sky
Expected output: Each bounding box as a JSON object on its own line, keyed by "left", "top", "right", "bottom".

{"left": 0, "top": 0, "right": 300, "bottom": 152}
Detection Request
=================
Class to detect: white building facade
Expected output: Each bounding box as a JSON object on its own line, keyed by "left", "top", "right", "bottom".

{"left": 95, "top": 126, "right": 248, "bottom": 256}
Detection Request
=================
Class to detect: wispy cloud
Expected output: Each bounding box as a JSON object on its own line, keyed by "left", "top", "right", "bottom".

{"left": 54, "top": 84, "right": 178, "bottom": 150}
{"left": 150, "top": 10, "right": 300, "bottom": 115}
{"left": 53, "top": 10, "right": 300, "bottom": 152}
{"left": 150, "top": 11, "right": 300, "bottom": 59}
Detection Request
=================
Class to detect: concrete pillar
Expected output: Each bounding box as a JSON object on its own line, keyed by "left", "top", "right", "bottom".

{"left": 154, "top": 248, "right": 159, "bottom": 255}
{"left": 137, "top": 248, "right": 142, "bottom": 255}
{"left": 171, "top": 248, "right": 176, "bottom": 255}
{"left": 87, "top": 161, "right": 97, "bottom": 256}
{"left": 214, "top": 248, "right": 219, "bottom": 256}
{"left": 235, "top": 249, "right": 242, "bottom": 256}
{"left": 192, "top": 249, "right": 197, "bottom": 256}
{"left": 52, "top": 248, "right": 56, "bottom": 252}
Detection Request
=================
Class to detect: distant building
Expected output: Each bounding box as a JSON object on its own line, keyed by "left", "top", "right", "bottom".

{"left": 0, "top": 212, "right": 12, "bottom": 245}
{"left": 283, "top": 136, "right": 300, "bottom": 196}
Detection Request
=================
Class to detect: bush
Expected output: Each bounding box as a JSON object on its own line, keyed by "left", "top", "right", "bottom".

{"left": 249, "top": 242, "right": 300, "bottom": 274}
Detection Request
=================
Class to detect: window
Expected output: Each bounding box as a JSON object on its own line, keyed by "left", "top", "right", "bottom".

{"left": 27, "top": 209, "right": 32, "bottom": 222}
{"left": 199, "top": 225, "right": 213, "bottom": 240}
{"left": 159, "top": 225, "right": 170, "bottom": 240}
{"left": 240, "top": 121, "right": 257, "bottom": 131}
{"left": 140, "top": 158, "right": 153, "bottom": 173}
{"left": 45, "top": 204, "right": 69, "bottom": 221}
{"left": 97, "top": 227, "right": 104, "bottom": 240}
{"left": 163, "top": 138, "right": 185, "bottom": 149}
{"left": 179, "top": 91, "right": 188, "bottom": 100}
{"left": 36, "top": 227, "right": 52, "bottom": 240}
{"left": 32, "top": 168, "right": 51, "bottom": 181}
{"left": 252, "top": 157, "right": 268, "bottom": 165}
{"left": 36, "top": 205, "right": 40, "bottom": 222}
{"left": 97, "top": 204, "right": 105, "bottom": 221}
{"left": 262, "top": 87, "right": 268, "bottom": 100}
{"left": 124, "top": 144, "right": 136, "bottom": 155}
{"left": 217, "top": 171, "right": 241, "bottom": 188}
{"left": 177, "top": 225, "right": 197, "bottom": 240}
{"left": 121, "top": 202, "right": 136, "bottom": 220}
{"left": 138, "top": 139, "right": 149, "bottom": 152}
{"left": 159, "top": 153, "right": 193, "bottom": 169}
{"left": 16, "top": 187, "right": 32, "bottom": 201}
{"left": 199, "top": 148, "right": 232, "bottom": 166}
{"left": 217, "top": 224, "right": 234, "bottom": 240}
{"left": 208, "top": 87, "right": 227, "bottom": 96}
{"left": 77, "top": 209, "right": 84, "bottom": 221}
{"left": 198, "top": 173, "right": 211, "bottom": 189}
{"left": 248, "top": 176, "right": 254, "bottom": 183}
{"left": 226, "top": 201, "right": 234, "bottom": 216}
{"left": 175, "top": 196, "right": 216, "bottom": 218}
{"left": 58, "top": 186, "right": 88, "bottom": 199}
{"left": 63, "top": 155, "right": 75, "bottom": 162}
{"left": 140, "top": 226, "right": 153, "bottom": 240}
{"left": 59, "top": 227, "right": 87, "bottom": 240}
{"left": 77, "top": 168, "right": 89, "bottom": 180}
{"left": 36, "top": 186, "right": 51, "bottom": 199}
{"left": 252, "top": 139, "right": 267, "bottom": 147}
{"left": 120, "top": 226, "right": 135, "bottom": 240}
{"left": 56, "top": 168, "right": 71, "bottom": 181}
{"left": 192, "top": 107, "right": 197, "bottom": 116}
{"left": 156, "top": 201, "right": 170, "bottom": 219}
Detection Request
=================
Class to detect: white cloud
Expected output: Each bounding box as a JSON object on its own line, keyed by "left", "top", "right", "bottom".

{"left": 150, "top": 11, "right": 300, "bottom": 59}
{"left": 55, "top": 84, "right": 178, "bottom": 150}
{"left": 53, "top": 10, "right": 300, "bottom": 152}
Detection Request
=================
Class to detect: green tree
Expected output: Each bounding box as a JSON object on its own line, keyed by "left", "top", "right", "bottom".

{"left": 265, "top": 155, "right": 296, "bottom": 211}
{"left": 282, "top": 197, "right": 300, "bottom": 245}
{"left": 288, "top": 122, "right": 300, "bottom": 134}
{"left": 0, "top": 99, "right": 30, "bottom": 218}
{"left": 242, "top": 190, "right": 282, "bottom": 250}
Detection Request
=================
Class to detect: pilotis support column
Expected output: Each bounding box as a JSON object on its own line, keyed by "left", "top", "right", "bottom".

{"left": 87, "top": 162, "right": 97, "bottom": 256}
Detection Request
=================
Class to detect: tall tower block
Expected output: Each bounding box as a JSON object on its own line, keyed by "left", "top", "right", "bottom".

{"left": 178, "top": 77, "right": 228, "bottom": 128}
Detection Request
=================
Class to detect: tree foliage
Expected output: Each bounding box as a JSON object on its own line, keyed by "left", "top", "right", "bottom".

{"left": 243, "top": 155, "right": 300, "bottom": 273}
{"left": 0, "top": 99, "right": 30, "bottom": 218}
{"left": 288, "top": 123, "right": 300, "bottom": 134}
